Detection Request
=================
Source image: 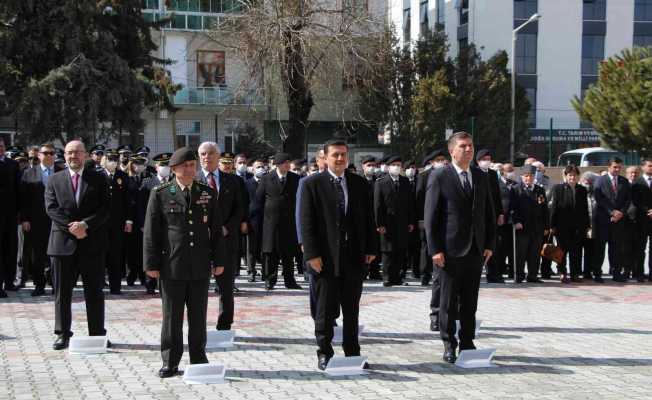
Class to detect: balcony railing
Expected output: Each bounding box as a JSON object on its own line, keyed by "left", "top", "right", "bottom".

{"left": 173, "top": 87, "right": 265, "bottom": 106}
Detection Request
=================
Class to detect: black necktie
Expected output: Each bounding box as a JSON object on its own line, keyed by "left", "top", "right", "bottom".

{"left": 461, "top": 171, "right": 471, "bottom": 197}
{"left": 335, "top": 177, "right": 346, "bottom": 218}
{"left": 183, "top": 187, "right": 190, "bottom": 205}
{"left": 280, "top": 176, "right": 286, "bottom": 186}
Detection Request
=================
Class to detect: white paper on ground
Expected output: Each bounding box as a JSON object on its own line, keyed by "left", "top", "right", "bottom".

{"left": 183, "top": 363, "right": 227, "bottom": 384}
{"left": 324, "top": 356, "right": 368, "bottom": 376}
{"left": 455, "top": 348, "right": 497, "bottom": 368}
{"left": 68, "top": 336, "right": 108, "bottom": 354}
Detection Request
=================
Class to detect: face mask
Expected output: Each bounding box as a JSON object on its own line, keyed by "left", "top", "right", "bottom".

{"left": 505, "top": 172, "right": 516, "bottom": 181}
{"left": 535, "top": 171, "right": 544, "bottom": 181}
{"left": 364, "top": 166, "right": 375, "bottom": 176}
{"left": 423, "top": 164, "right": 432, "bottom": 171}
{"left": 158, "top": 166, "right": 171, "bottom": 178}
{"left": 405, "top": 168, "right": 415, "bottom": 179}
{"left": 478, "top": 160, "right": 491, "bottom": 170}
{"left": 106, "top": 161, "right": 118, "bottom": 172}
{"left": 388, "top": 165, "right": 401, "bottom": 177}
{"left": 374, "top": 167, "right": 381, "bottom": 175}
{"left": 254, "top": 167, "right": 266, "bottom": 178}
{"left": 433, "top": 162, "right": 445, "bottom": 169}
{"left": 236, "top": 164, "right": 247, "bottom": 174}
{"left": 134, "top": 165, "right": 145, "bottom": 174}
{"left": 380, "top": 165, "right": 387, "bottom": 173}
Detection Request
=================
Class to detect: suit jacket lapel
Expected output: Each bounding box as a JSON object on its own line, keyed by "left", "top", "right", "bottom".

{"left": 446, "top": 165, "right": 469, "bottom": 201}
{"left": 321, "top": 172, "right": 339, "bottom": 216}
{"left": 63, "top": 172, "right": 78, "bottom": 209}
{"left": 78, "top": 170, "right": 89, "bottom": 205}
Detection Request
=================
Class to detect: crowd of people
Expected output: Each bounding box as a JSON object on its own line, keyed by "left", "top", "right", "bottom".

{"left": 1, "top": 134, "right": 652, "bottom": 373}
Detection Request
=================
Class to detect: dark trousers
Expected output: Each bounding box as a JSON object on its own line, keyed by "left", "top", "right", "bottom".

{"left": 429, "top": 266, "right": 441, "bottom": 326}
{"left": 106, "top": 225, "right": 125, "bottom": 292}
{"left": 0, "top": 213, "right": 18, "bottom": 289}
{"left": 159, "top": 279, "right": 209, "bottom": 368}
{"left": 51, "top": 252, "right": 106, "bottom": 336}
{"left": 596, "top": 222, "right": 627, "bottom": 279}
{"left": 516, "top": 231, "right": 543, "bottom": 280}
{"left": 494, "top": 224, "right": 514, "bottom": 278}
{"left": 295, "top": 247, "right": 304, "bottom": 275}
{"left": 18, "top": 227, "right": 31, "bottom": 284}
{"left": 367, "top": 233, "right": 381, "bottom": 278}
{"left": 556, "top": 234, "right": 582, "bottom": 277}
{"left": 313, "top": 272, "right": 363, "bottom": 358}
{"left": 439, "top": 249, "right": 482, "bottom": 347}
{"left": 635, "top": 231, "right": 652, "bottom": 279}
{"left": 263, "top": 252, "right": 297, "bottom": 286}
{"left": 215, "top": 259, "right": 234, "bottom": 330}
{"left": 582, "top": 237, "right": 597, "bottom": 277}
{"left": 246, "top": 228, "right": 262, "bottom": 276}
{"left": 382, "top": 249, "right": 406, "bottom": 284}
{"left": 419, "top": 229, "right": 433, "bottom": 280}
{"left": 407, "top": 234, "right": 421, "bottom": 278}
{"left": 126, "top": 230, "right": 148, "bottom": 287}
{"left": 26, "top": 227, "right": 49, "bottom": 288}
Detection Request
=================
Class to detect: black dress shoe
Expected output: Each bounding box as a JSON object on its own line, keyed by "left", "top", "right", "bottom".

{"left": 362, "top": 362, "right": 370, "bottom": 370}
{"left": 636, "top": 276, "right": 646, "bottom": 283}
{"left": 285, "top": 282, "right": 302, "bottom": 289}
{"left": 158, "top": 366, "right": 179, "bottom": 378}
{"left": 593, "top": 276, "right": 604, "bottom": 283}
{"left": 31, "top": 287, "right": 46, "bottom": 297}
{"left": 317, "top": 354, "right": 331, "bottom": 371}
{"left": 443, "top": 347, "right": 456, "bottom": 363}
{"left": 53, "top": 335, "right": 70, "bottom": 350}
{"left": 233, "top": 286, "right": 240, "bottom": 293}
{"left": 368, "top": 272, "right": 383, "bottom": 280}
{"left": 4, "top": 283, "right": 18, "bottom": 291}
{"left": 126, "top": 280, "right": 135, "bottom": 287}
{"left": 106, "top": 340, "right": 112, "bottom": 348}
{"left": 248, "top": 275, "right": 256, "bottom": 283}
{"left": 612, "top": 276, "right": 626, "bottom": 283}
{"left": 430, "top": 321, "right": 439, "bottom": 332}
{"left": 382, "top": 282, "right": 393, "bottom": 287}
{"left": 486, "top": 277, "right": 505, "bottom": 284}
{"left": 0, "top": 289, "right": 8, "bottom": 298}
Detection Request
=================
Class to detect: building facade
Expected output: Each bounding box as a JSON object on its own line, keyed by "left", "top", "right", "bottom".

{"left": 386, "top": 0, "right": 649, "bottom": 161}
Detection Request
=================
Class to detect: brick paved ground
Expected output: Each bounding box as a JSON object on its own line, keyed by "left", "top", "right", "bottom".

{"left": 1, "top": 265, "right": 652, "bottom": 400}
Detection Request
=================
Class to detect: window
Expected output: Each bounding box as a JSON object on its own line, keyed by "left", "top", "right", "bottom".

{"left": 142, "top": 0, "right": 159, "bottom": 10}
{"left": 525, "top": 88, "right": 536, "bottom": 128}
{"left": 582, "top": 35, "right": 605, "bottom": 76}
{"left": 514, "top": 0, "right": 537, "bottom": 20}
{"left": 635, "top": 0, "right": 652, "bottom": 21}
{"left": 459, "top": 37, "right": 468, "bottom": 51}
{"left": 224, "top": 136, "right": 233, "bottom": 153}
{"left": 583, "top": 0, "right": 606, "bottom": 21}
{"left": 420, "top": 1, "right": 429, "bottom": 37}
{"left": 436, "top": 0, "right": 445, "bottom": 27}
{"left": 176, "top": 120, "right": 202, "bottom": 149}
{"left": 459, "top": 0, "right": 469, "bottom": 25}
{"left": 403, "top": 0, "right": 411, "bottom": 43}
{"left": 634, "top": 35, "right": 652, "bottom": 47}
{"left": 197, "top": 51, "right": 226, "bottom": 86}
{"left": 516, "top": 33, "right": 537, "bottom": 74}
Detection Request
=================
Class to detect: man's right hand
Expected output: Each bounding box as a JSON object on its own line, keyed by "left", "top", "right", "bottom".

{"left": 432, "top": 252, "right": 445, "bottom": 268}
{"left": 21, "top": 221, "right": 31, "bottom": 232}
{"left": 377, "top": 226, "right": 386, "bottom": 234}
{"left": 307, "top": 257, "right": 323, "bottom": 273}
{"left": 515, "top": 223, "right": 524, "bottom": 230}
{"left": 146, "top": 270, "right": 160, "bottom": 279}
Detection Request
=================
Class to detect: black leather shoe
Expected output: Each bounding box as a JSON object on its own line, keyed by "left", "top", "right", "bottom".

{"left": 53, "top": 335, "right": 70, "bottom": 350}
{"left": 158, "top": 366, "right": 179, "bottom": 378}
{"left": 285, "top": 282, "right": 302, "bottom": 290}
{"left": 4, "top": 283, "right": 18, "bottom": 291}
{"left": 486, "top": 277, "right": 505, "bottom": 284}
{"left": 31, "top": 287, "right": 46, "bottom": 297}
{"left": 110, "top": 290, "right": 122, "bottom": 295}
{"left": 106, "top": 340, "right": 112, "bottom": 348}
{"left": 382, "top": 282, "right": 393, "bottom": 287}
{"left": 430, "top": 321, "right": 439, "bottom": 332}
{"left": 317, "top": 354, "right": 331, "bottom": 371}
{"left": 612, "top": 276, "right": 626, "bottom": 283}
{"left": 233, "top": 286, "right": 240, "bottom": 293}
{"left": 362, "top": 362, "right": 370, "bottom": 370}
{"left": 459, "top": 341, "right": 476, "bottom": 351}
{"left": 593, "top": 276, "right": 604, "bottom": 283}
{"left": 443, "top": 347, "right": 457, "bottom": 363}
{"left": 0, "top": 289, "right": 8, "bottom": 298}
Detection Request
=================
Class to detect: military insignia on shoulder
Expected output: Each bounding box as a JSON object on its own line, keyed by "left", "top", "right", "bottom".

{"left": 156, "top": 181, "right": 174, "bottom": 192}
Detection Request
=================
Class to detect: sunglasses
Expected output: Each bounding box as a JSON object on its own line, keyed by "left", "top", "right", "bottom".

{"left": 40, "top": 151, "right": 55, "bottom": 156}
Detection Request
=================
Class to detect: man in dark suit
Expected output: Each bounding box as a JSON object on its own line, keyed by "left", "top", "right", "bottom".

{"left": 256, "top": 152, "right": 302, "bottom": 290}
{"left": 424, "top": 132, "right": 496, "bottom": 363}
{"left": 374, "top": 155, "right": 416, "bottom": 286}
{"left": 19, "top": 143, "right": 60, "bottom": 296}
{"left": 510, "top": 165, "right": 549, "bottom": 283}
{"left": 360, "top": 155, "right": 381, "bottom": 280}
{"left": 45, "top": 140, "right": 110, "bottom": 350}
{"left": 632, "top": 159, "right": 652, "bottom": 282}
{"left": 136, "top": 153, "right": 173, "bottom": 294}
{"left": 417, "top": 149, "right": 449, "bottom": 331}
{"left": 144, "top": 147, "right": 225, "bottom": 378}
{"left": 593, "top": 157, "right": 631, "bottom": 282}
{"left": 404, "top": 159, "right": 420, "bottom": 280}
{"left": 220, "top": 152, "right": 249, "bottom": 284}
{"left": 101, "top": 150, "right": 133, "bottom": 294}
{"left": 0, "top": 138, "right": 21, "bottom": 297}
{"left": 245, "top": 159, "right": 267, "bottom": 281}
{"left": 235, "top": 153, "right": 254, "bottom": 276}
{"left": 197, "top": 142, "right": 244, "bottom": 330}
{"left": 495, "top": 163, "right": 517, "bottom": 279}
{"left": 549, "top": 165, "right": 590, "bottom": 282}
{"left": 300, "top": 139, "right": 377, "bottom": 370}
{"left": 475, "top": 150, "right": 506, "bottom": 283}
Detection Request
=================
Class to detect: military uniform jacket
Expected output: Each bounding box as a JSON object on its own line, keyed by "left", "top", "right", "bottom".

{"left": 374, "top": 174, "right": 416, "bottom": 252}
{"left": 143, "top": 180, "right": 225, "bottom": 281}
{"left": 104, "top": 169, "right": 132, "bottom": 228}
{"left": 510, "top": 183, "right": 550, "bottom": 236}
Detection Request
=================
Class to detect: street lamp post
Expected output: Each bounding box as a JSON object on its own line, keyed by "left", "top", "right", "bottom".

{"left": 511, "top": 13, "right": 541, "bottom": 163}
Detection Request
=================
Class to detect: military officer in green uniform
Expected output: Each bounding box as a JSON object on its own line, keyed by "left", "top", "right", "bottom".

{"left": 143, "top": 147, "right": 225, "bottom": 378}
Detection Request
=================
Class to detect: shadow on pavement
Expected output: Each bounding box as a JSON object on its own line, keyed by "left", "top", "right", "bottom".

{"left": 225, "top": 368, "right": 419, "bottom": 382}
{"left": 494, "top": 355, "right": 652, "bottom": 367}
{"left": 371, "top": 361, "right": 573, "bottom": 375}
{"left": 237, "top": 336, "right": 413, "bottom": 346}
{"left": 482, "top": 326, "right": 652, "bottom": 335}
{"left": 362, "top": 331, "right": 522, "bottom": 340}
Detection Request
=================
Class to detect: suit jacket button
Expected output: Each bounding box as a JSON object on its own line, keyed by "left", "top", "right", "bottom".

{"left": 189, "top": 210, "right": 193, "bottom": 214}
{"left": 190, "top": 242, "right": 194, "bottom": 247}
{"left": 189, "top": 231, "right": 194, "bottom": 236}
{"left": 189, "top": 220, "right": 193, "bottom": 224}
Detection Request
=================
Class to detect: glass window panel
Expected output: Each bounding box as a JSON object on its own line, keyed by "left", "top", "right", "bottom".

{"left": 200, "top": 0, "right": 211, "bottom": 11}
{"left": 635, "top": 0, "right": 652, "bottom": 21}
{"left": 188, "top": 15, "right": 202, "bottom": 29}
{"left": 188, "top": 0, "right": 200, "bottom": 11}
{"left": 583, "top": 0, "right": 606, "bottom": 20}
{"left": 168, "top": 0, "right": 179, "bottom": 10}
{"left": 171, "top": 14, "right": 186, "bottom": 29}
{"left": 437, "top": 0, "right": 445, "bottom": 25}
{"left": 142, "top": 12, "right": 154, "bottom": 22}
{"left": 525, "top": 88, "right": 536, "bottom": 128}
{"left": 189, "top": 135, "right": 201, "bottom": 150}
{"left": 420, "top": 2, "right": 428, "bottom": 24}
{"left": 516, "top": 33, "right": 537, "bottom": 74}
{"left": 203, "top": 16, "right": 218, "bottom": 29}
{"left": 514, "top": 0, "right": 537, "bottom": 20}
{"left": 634, "top": 35, "right": 652, "bottom": 47}
{"left": 403, "top": 9, "right": 411, "bottom": 42}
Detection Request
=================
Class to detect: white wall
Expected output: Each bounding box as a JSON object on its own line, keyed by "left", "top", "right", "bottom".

{"left": 470, "top": 0, "right": 512, "bottom": 60}
{"left": 536, "top": 0, "right": 583, "bottom": 129}
{"left": 606, "top": 0, "right": 635, "bottom": 57}
{"left": 164, "top": 35, "right": 188, "bottom": 87}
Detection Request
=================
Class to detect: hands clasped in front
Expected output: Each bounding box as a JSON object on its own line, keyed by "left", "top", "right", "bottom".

{"left": 432, "top": 250, "right": 493, "bottom": 268}
{"left": 307, "top": 255, "right": 376, "bottom": 273}
{"left": 145, "top": 266, "right": 225, "bottom": 279}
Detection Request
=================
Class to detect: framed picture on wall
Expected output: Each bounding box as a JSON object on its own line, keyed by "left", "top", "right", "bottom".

{"left": 197, "top": 50, "right": 225, "bottom": 87}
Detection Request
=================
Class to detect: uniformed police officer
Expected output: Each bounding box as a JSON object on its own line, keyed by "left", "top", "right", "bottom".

{"left": 144, "top": 147, "right": 225, "bottom": 378}
{"left": 90, "top": 145, "right": 106, "bottom": 170}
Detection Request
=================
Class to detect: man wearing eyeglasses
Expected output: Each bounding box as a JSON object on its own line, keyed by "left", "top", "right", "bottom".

{"left": 19, "top": 144, "right": 61, "bottom": 296}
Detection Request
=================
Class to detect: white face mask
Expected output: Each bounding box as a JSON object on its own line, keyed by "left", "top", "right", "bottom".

{"left": 106, "top": 161, "right": 118, "bottom": 172}
{"left": 158, "top": 166, "right": 170, "bottom": 178}
{"left": 374, "top": 167, "right": 381, "bottom": 175}
{"left": 236, "top": 164, "right": 247, "bottom": 174}
{"left": 134, "top": 165, "right": 145, "bottom": 174}
{"left": 478, "top": 160, "right": 491, "bottom": 170}
{"left": 505, "top": 172, "right": 516, "bottom": 181}
{"left": 433, "top": 162, "right": 445, "bottom": 169}
{"left": 388, "top": 165, "right": 401, "bottom": 177}
{"left": 254, "top": 167, "right": 266, "bottom": 178}
{"left": 405, "top": 168, "right": 415, "bottom": 178}
{"left": 380, "top": 165, "right": 387, "bottom": 173}
{"left": 364, "top": 166, "right": 376, "bottom": 176}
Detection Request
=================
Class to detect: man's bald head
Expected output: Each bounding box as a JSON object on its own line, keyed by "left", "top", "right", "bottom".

{"left": 64, "top": 140, "right": 87, "bottom": 171}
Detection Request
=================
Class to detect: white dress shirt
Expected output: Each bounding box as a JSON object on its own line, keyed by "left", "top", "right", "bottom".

{"left": 451, "top": 161, "right": 473, "bottom": 189}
